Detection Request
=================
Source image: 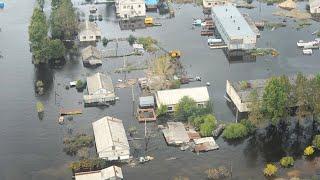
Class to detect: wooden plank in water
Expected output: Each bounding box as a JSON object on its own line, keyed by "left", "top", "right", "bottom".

{"left": 60, "top": 109, "right": 82, "bottom": 116}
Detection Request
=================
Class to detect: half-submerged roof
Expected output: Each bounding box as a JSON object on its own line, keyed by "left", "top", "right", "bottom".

{"left": 162, "top": 122, "right": 190, "bottom": 144}
{"left": 87, "top": 73, "right": 114, "bottom": 95}
{"left": 82, "top": 45, "right": 102, "bottom": 60}
{"left": 92, "top": 116, "right": 130, "bottom": 159}
{"left": 211, "top": 5, "right": 256, "bottom": 39}
{"left": 156, "top": 87, "right": 210, "bottom": 106}
{"left": 75, "top": 166, "right": 123, "bottom": 180}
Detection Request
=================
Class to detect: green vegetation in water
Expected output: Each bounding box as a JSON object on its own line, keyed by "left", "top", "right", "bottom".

{"left": 102, "top": 37, "right": 109, "bottom": 47}
{"left": 249, "top": 48, "right": 279, "bottom": 57}
{"left": 156, "top": 105, "right": 168, "bottom": 117}
{"left": 63, "top": 134, "right": 94, "bottom": 156}
{"left": 114, "top": 65, "right": 148, "bottom": 73}
{"left": 265, "top": 22, "right": 286, "bottom": 30}
{"left": 222, "top": 123, "right": 248, "bottom": 140}
{"left": 263, "top": 164, "right": 277, "bottom": 177}
{"left": 69, "top": 158, "right": 108, "bottom": 173}
{"left": 75, "top": 80, "right": 86, "bottom": 91}
{"left": 205, "top": 166, "right": 231, "bottom": 180}
{"left": 239, "top": 80, "right": 249, "bottom": 90}
{"left": 312, "top": 135, "right": 320, "bottom": 150}
{"left": 296, "top": 20, "right": 312, "bottom": 30}
{"left": 128, "top": 35, "right": 137, "bottom": 46}
{"left": 280, "top": 156, "right": 294, "bottom": 168}
{"left": 189, "top": 114, "right": 217, "bottom": 136}
{"left": 36, "top": 101, "right": 44, "bottom": 113}
{"left": 137, "top": 36, "right": 158, "bottom": 52}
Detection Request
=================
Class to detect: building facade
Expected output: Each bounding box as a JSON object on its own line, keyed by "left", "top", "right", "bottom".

{"left": 115, "top": 0, "right": 146, "bottom": 19}
{"left": 310, "top": 0, "right": 320, "bottom": 14}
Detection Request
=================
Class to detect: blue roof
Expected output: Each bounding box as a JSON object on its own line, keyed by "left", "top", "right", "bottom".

{"left": 212, "top": 5, "right": 255, "bottom": 39}
{"left": 145, "top": 0, "right": 158, "bottom": 5}
{"left": 139, "top": 96, "right": 155, "bottom": 107}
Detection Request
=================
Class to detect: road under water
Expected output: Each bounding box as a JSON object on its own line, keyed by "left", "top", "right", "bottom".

{"left": 0, "top": 0, "right": 320, "bottom": 179}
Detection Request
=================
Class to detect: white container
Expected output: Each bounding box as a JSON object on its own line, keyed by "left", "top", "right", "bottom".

{"left": 303, "top": 49, "right": 313, "bottom": 55}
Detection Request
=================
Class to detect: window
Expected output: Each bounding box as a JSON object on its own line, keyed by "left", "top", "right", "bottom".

{"left": 167, "top": 106, "right": 173, "bottom": 111}
{"left": 90, "top": 36, "right": 93, "bottom": 39}
{"left": 123, "top": 5, "right": 126, "bottom": 9}
{"left": 197, "top": 103, "right": 204, "bottom": 108}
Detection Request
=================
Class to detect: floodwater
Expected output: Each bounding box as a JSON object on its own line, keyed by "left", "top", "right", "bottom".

{"left": 0, "top": 0, "right": 320, "bottom": 179}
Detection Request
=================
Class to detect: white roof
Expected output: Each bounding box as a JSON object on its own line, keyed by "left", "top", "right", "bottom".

{"left": 92, "top": 116, "right": 130, "bottom": 160}
{"left": 75, "top": 166, "right": 123, "bottom": 180}
{"left": 156, "top": 87, "right": 210, "bottom": 106}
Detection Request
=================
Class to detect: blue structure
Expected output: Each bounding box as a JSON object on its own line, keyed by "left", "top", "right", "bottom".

{"left": 0, "top": 2, "right": 4, "bottom": 9}
{"left": 145, "top": 0, "right": 158, "bottom": 5}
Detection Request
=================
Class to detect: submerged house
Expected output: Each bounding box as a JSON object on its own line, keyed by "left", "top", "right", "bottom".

{"left": 81, "top": 45, "right": 102, "bottom": 67}
{"left": 74, "top": 166, "right": 123, "bottom": 180}
{"left": 92, "top": 116, "right": 130, "bottom": 161}
{"left": 309, "top": 0, "right": 320, "bottom": 14}
{"left": 155, "top": 87, "right": 210, "bottom": 112}
{"left": 79, "top": 21, "right": 102, "bottom": 43}
{"left": 162, "top": 122, "right": 190, "bottom": 145}
{"left": 194, "top": 137, "right": 219, "bottom": 152}
{"left": 83, "top": 73, "right": 116, "bottom": 105}
{"left": 211, "top": 5, "right": 257, "bottom": 52}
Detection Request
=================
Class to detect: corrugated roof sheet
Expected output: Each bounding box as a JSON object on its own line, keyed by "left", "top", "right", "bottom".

{"left": 162, "top": 122, "right": 190, "bottom": 145}
{"left": 139, "top": 96, "right": 155, "bottom": 107}
{"left": 156, "top": 87, "right": 210, "bottom": 106}
{"left": 87, "top": 73, "right": 114, "bottom": 95}
{"left": 212, "top": 5, "right": 255, "bottom": 39}
{"left": 81, "top": 45, "right": 102, "bottom": 60}
{"left": 92, "top": 116, "right": 130, "bottom": 160}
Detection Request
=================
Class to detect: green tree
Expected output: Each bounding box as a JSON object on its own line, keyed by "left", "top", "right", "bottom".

{"left": 280, "top": 156, "right": 294, "bottom": 168}
{"left": 51, "top": 0, "right": 61, "bottom": 9}
{"left": 51, "top": 0, "right": 78, "bottom": 40}
{"left": 312, "top": 135, "right": 320, "bottom": 150}
{"left": 128, "top": 35, "right": 137, "bottom": 46}
{"left": 156, "top": 105, "right": 168, "bottom": 117}
{"left": 262, "top": 75, "right": 291, "bottom": 125}
{"left": 174, "top": 96, "right": 198, "bottom": 121}
{"left": 47, "top": 39, "right": 65, "bottom": 60}
{"left": 304, "top": 146, "right": 315, "bottom": 156}
{"left": 200, "top": 115, "right": 217, "bottom": 137}
{"left": 248, "top": 89, "right": 264, "bottom": 126}
{"left": 310, "top": 74, "right": 320, "bottom": 118}
{"left": 222, "top": 123, "right": 248, "bottom": 140}
{"left": 293, "top": 73, "right": 312, "bottom": 120}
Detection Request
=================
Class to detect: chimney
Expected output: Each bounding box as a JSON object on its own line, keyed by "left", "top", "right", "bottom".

{"left": 238, "top": 26, "right": 240, "bottom": 30}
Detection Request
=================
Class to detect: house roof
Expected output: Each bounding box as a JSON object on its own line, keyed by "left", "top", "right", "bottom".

{"left": 194, "top": 137, "right": 219, "bottom": 152}
{"left": 156, "top": 87, "right": 210, "bottom": 106}
{"left": 74, "top": 166, "right": 123, "bottom": 180}
{"left": 139, "top": 96, "right": 155, "bottom": 107}
{"left": 82, "top": 45, "right": 102, "bottom": 60}
{"left": 79, "top": 21, "right": 102, "bottom": 40}
{"left": 92, "top": 116, "right": 130, "bottom": 159}
{"left": 211, "top": 5, "right": 256, "bottom": 39}
{"left": 87, "top": 73, "right": 114, "bottom": 95}
{"left": 162, "top": 122, "right": 190, "bottom": 144}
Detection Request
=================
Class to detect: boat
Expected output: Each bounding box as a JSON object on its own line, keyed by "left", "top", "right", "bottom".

{"left": 58, "top": 116, "right": 64, "bottom": 124}
{"left": 297, "top": 40, "right": 318, "bottom": 48}
{"left": 302, "top": 49, "right": 313, "bottom": 55}
{"left": 208, "top": 38, "right": 223, "bottom": 46}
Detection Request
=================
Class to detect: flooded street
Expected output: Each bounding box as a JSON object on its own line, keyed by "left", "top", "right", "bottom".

{"left": 0, "top": 0, "right": 320, "bottom": 179}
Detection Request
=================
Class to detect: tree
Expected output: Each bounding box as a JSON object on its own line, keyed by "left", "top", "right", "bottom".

{"left": 47, "top": 39, "right": 65, "bottom": 61}
{"left": 199, "top": 114, "right": 217, "bottom": 137}
{"left": 222, "top": 123, "right": 248, "bottom": 140}
{"left": 293, "top": 73, "right": 312, "bottom": 120}
{"left": 263, "top": 164, "right": 277, "bottom": 176}
{"left": 262, "top": 75, "right": 291, "bottom": 125}
{"left": 248, "top": 89, "right": 264, "bottom": 126}
{"left": 304, "top": 146, "right": 315, "bottom": 156}
{"left": 310, "top": 74, "right": 320, "bottom": 118}
{"left": 127, "top": 35, "right": 136, "bottom": 46}
{"left": 174, "top": 96, "right": 198, "bottom": 121}
{"left": 156, "top": 105, "right": 168, "bottom": 117}
{"left": 280, "top": 156, "right": 294, "bottom": 168}
{"left": 50, "top": 0, "right": 78, "bottom": 40}
{"left": 312, "top": 135, "right": 320, "bottom": 150}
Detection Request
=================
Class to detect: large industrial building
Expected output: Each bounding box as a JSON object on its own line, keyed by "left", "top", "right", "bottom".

{"left": 212, "top": 5, "right": 256, "bottom": 51}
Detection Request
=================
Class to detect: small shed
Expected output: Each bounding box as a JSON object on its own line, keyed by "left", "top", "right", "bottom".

{"left": 139, "top": 96, "right": 155, "bottom": 108}
{"left": 81, "top": 45, "right": 102, "bottom": 67}
{"left": 194, "top": 137, "right": 219, "bottom": 152}
{"left": 162, "top": 122, "right": 190, "bottom": 145}
{"left": 75, "top": 166, "right": 123, "bottom": 180}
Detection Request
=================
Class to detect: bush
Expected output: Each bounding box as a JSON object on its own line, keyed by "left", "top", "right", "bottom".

{"left": 240, "top": 119, "right": 256, "bottom": 134}
{"left": 263, "top": 164, "right": 277, "bottom": 176}
{"left": 102, "top": 37, "right": 109, "bottom": 47}
{"left": 304, "top": 146, "right": 315, "bottom": 156}
{"left": 63, "top": 134, "right": 94, "bottom": 156}
{"left": 199, "top": 115, "right": 217, "bottom": 137}
{"left": 312, "top": 135, "right": 320, "bottom": 150}
{"left": 222, "top": 123, "right": 248, "bottom": 140}
{"left": 128, "top": 35, "right": 136, "bottom": 46}
{"left": 156, "top": 105, "right": 168, "bottom": 117}
{"left": 174, "top": 96, "right": 198, "bottom": 121}
{"left": 69, "top": 158, "right": 108, "bottom": 173}
{"left": 280, "top": 156, "right": 294, "bottom": 168}
{"left": 76, "top": 80, "right": 86, "bottom": 91}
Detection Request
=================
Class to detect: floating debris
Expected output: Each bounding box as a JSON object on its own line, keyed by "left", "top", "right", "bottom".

{"left": 36, "top": 101, "right": 44, "bottom": 113}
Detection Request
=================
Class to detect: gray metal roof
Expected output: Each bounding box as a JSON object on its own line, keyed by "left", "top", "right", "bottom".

{"left": 87, "top": 73, "right": 114, "bottom": 95}
{"left": 139, "top": 96, "right": 155, "bottom": 107}
{"left": 212, "top": 5, "right": 255, "bottom": 39}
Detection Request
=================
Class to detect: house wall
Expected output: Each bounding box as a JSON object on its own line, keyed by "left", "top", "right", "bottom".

{"left": 310, "top": 0, "right": 320, "bottom": 14}
{"left": 116, "top": 0, "right": 146, "bottom": 19}
{"left": 203, "top": 0, "right": 229, "bottom": 9}
{"left": 226, "top": 80, "right": 250, "bottom": 112}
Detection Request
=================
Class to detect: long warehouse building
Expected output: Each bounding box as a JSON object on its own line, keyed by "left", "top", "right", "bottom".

{"left": 212, "top": 5, "right": 256, "bottom": 51}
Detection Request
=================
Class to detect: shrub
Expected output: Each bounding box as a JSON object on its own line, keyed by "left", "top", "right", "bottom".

{"left": 312, "top": 135, "right": 320, "bottom": 150}
{"left": 222, "top": 123, "right": 248, "bottom": 140}
{"left": 127, "top": 35, "right": 136, "bottom": 46}
{"left": 304, "top": 146, "right": 315, "bottom": 156}
{"left": 63, "top": 134, "right": 94, "bottom": 156}
{"left": 199, "top": 115, "right": 217, "bottom": 137}
{"left": 69, "top": 158, "right": 108, "bottom": 173}
{"left": 102, "top": 37, "right": 109, "bottom": 47}
{"left": 240, "top": 119, "right": 256, "bottom": 134}
{"left": 76, "top": 80, "right": 86, "bottom": 91}
{"left": 263, "top": 164, "right": 277, "bottom": 176}
{"left": 174, "top": 96, "right": 198, "bottom": 121}
{"left": 156, "top": 105, "right": 168, "bottom": 117}
{"left": 280, "top": 156, "right": 294, "bottom": 168}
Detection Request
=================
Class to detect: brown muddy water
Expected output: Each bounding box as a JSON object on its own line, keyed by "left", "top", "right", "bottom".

{"left": 0, "top": 0, "right": 320, "bottom": 179}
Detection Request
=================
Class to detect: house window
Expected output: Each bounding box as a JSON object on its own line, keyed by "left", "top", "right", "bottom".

{"left": 123, "top": 5, "right": 126, "bottom": 9}
{"left": 82, "top": 36, "right": 86, "bottom": 39}
{"left": 167, "top": 106, "right": 173, "bottom": 111}
{"left": 138, "top": 11, "right": 141, "bottom": 14}
{"left": 90, "top": 36, "right": 93, "bottom": 39}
